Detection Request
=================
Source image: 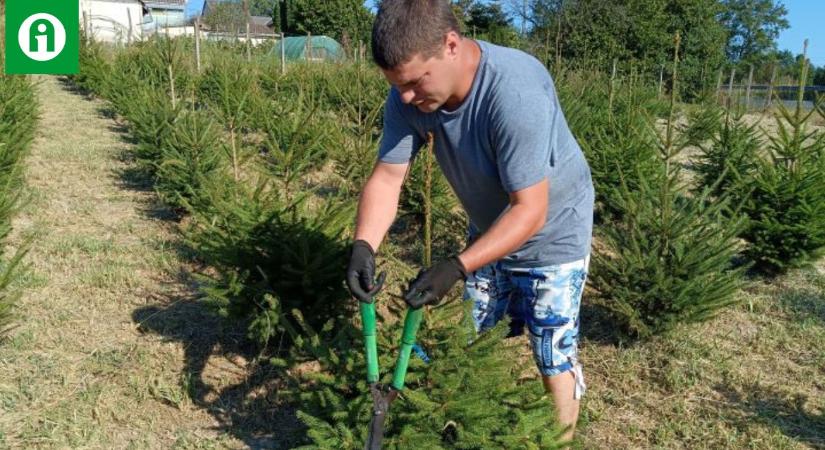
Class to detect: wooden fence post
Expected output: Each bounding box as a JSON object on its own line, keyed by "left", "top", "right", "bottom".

{"left": 83, "top": 11, "right": 90, "bottom": 43}
{"left": 280, "top": 32, "right": 286, "bottom": 74}
{"left": 658, "top": 65, "right": 665, "bottom": 99}
{"left": 169, "top": 63, "right": 177, "bottom": 108}
{"left": 244, "top": 0, "right": 251, "bottom": 63}
{"left": 195, "top": 17, "right": 201, "bottom": 74}
{"left": 764, "top": 64, "right": 777, "bottom": 111}
{"left": 246, "top": 21, "right": 251, "bottom": 62}
{"left": 554, "top": 7, "right": 564, "bottom": 74}
{"left": 609, "top": 58, "right": 618, "bottom": 112}
{"left": 127, "top": 8, "right": 133, "bottom": 44}
{"left": 745, "top": 64, "right": 754, "bottom": 111}
{"left": 797, "top": 39, "right": 810, "bottom": 115}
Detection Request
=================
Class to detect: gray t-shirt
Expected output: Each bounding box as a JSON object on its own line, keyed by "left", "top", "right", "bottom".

{"left": 378, "top": 40, "right": 594, "bottom": 267}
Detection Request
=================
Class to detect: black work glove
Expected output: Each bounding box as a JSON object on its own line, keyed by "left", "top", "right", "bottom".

{"left": 346, "top": 240, "right": 386, "bottom": 303}
{"left": 403, "top": 257, "right": 467, "bottom": 309}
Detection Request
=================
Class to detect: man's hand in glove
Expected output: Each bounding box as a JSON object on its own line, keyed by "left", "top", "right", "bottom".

{"left": 404, "top": 256, "right": 468, "bottom": 309}
{"left": 346, "top": 240, "right": 386, "bottom": 302}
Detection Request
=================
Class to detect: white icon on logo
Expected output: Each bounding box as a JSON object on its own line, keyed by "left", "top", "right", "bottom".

{"left": 18, "top": 13, "right": 67, "bottom": 62}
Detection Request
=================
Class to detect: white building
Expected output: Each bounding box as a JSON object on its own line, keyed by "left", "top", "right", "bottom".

{"left": 79, "top": 0, "right": 145, "bottom": 44}
{"left": 78, "top": 0, "right": 277, "bottom": 46}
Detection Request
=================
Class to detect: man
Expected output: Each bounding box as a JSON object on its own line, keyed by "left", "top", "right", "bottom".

{"left": 346, "top": 0, "right": 594, "bottom": 441}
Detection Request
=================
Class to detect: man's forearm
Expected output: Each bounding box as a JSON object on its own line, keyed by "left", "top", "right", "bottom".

{"left": 457, "top": 204, "right": 545, "bottom": 273}
{"left": 354, "top": 177, "right": 401, "bottom": 252}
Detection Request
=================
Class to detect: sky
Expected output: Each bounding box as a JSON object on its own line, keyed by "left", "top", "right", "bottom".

{"left": 776, "top": 0, "right": 825, "bottom": 67}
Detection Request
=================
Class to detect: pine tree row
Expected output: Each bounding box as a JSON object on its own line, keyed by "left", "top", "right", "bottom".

{"left": 0, "top": 75, "right": 38, "bottom": 341}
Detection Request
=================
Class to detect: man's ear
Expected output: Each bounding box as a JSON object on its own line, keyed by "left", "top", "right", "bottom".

{"left": 444, "top": 31, "right": 460, "bottom": 59}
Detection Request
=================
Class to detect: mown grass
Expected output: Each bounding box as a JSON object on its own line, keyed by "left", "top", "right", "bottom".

{"left": 578, "top": 262, "right": 825, "bottom": 449}
{"left": 0, "top": 76, "right": 252, "bottom": 449}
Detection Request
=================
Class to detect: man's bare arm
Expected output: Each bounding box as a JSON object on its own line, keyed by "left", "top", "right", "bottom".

{"left": 354, "top": 161, "right": 410, "bottom": 251}
{"left": 457, "top": 179, "right": 549, "bottom": 273}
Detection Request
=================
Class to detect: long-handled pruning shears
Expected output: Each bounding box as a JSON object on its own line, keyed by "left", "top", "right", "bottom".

{"left": 359, "top": 284, "right": 424, "bottom": 450}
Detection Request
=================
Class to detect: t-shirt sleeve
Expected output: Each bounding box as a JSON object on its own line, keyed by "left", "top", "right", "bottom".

{"left": 378, "top": 88, "right": 424, "bottom": 164}
{"left": 490, "top": 84, "right": 554, "bottom": 193}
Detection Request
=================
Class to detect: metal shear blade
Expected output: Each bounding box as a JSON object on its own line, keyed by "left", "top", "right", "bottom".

{"left": 365, "top": 384, "right": 399, "bottom": 450}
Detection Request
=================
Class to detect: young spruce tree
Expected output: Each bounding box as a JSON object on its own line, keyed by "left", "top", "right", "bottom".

{"left": 154, "top": 109, "right": 225, "bottom": 211}
{"left": 737, "top": 41, "right": 825, "bottom": 275}
{"left": 588, "top": 33, "right": 748, "bottom": 339}
{"left": 690, "top": 107, "right": 761, "bottom": 201}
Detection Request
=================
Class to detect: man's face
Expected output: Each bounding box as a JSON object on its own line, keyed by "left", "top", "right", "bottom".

{"left": 381, "top": 48, "right": 456, "bottom": 113}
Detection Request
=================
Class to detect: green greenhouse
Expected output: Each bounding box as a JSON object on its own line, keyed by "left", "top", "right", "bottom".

{"left": 270, "top": 36, "right": 345, "bottom": 63}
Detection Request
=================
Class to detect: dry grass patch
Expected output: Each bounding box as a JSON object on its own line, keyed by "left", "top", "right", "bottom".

{"left": 578, "top": 265, "right": 825, "bottom": 449}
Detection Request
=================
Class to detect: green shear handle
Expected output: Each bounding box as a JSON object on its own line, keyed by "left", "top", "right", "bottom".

{"left": 359, "top": 288, "right": 425, "bottom": 450}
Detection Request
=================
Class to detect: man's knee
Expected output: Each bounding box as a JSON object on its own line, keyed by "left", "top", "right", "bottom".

{"left": 542, "top": 363, "right": 586, "bottom": 400}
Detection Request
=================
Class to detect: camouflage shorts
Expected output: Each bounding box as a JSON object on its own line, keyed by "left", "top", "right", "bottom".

{"left": 463, "top": 256, "right": 589, "bottom": 397}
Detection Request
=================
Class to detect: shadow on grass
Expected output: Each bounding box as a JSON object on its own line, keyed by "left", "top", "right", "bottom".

{"left": 579, "top": 301, "right": 626, "bottom": 346}
{"left": 102, "top": 132, "right": 192, "bottom": 222}
{"left": 132, "top": 293, "right": 307, "bottom": 449}
{"left": 56, "top": 75, "right": 94, "bottom": 98}
{"left": 111, "top": 158, "right": 190, "bottom": 222}
{"left": 715, "top": 381, "right": 825, "bottom": 448}
{"left": 776, "top": 278, "right": 825, "bottom": 326}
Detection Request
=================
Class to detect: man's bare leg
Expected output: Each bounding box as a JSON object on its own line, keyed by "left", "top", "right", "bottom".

{"left": 543, "top": 371, "right": 580, "bottom": 442}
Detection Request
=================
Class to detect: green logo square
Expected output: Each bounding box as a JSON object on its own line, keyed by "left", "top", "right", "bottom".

{"left": 5, "top": 0, "right": 79, "bottom": 75}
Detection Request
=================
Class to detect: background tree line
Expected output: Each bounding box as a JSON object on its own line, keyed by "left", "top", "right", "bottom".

{"left": 207, "top": 0, "right": 818, "bottom": 91}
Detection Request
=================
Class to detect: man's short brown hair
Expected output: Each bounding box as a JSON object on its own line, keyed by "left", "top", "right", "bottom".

{"left": 371, "top": 0, "right": 461, "bottom": 70}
